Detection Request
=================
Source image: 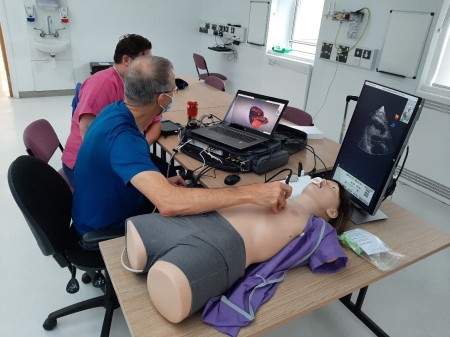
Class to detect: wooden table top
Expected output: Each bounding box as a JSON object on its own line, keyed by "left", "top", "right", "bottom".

{"left": 160, "top": 104, "right": 340, "bottom": 188}
{"left": 170, "top": 76, "right": 232, "bottom": 112}
{"left": 100, "top": 199, "right": 450, "bottom": 337}
{"left": 100, "top": 78, "right": 450, "bottom": 336}
{"left": 160, "top": 77, "right": 339, "bottom": 186}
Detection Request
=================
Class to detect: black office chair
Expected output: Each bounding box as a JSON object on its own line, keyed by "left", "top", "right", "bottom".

{"left": 7, "top": 155, "right": 122, "bottom": 336}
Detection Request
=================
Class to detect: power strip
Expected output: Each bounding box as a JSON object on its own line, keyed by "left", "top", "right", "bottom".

{"left": 319, "top": 41, "right": 378, "bottom": 70}
{"left": 199, "top": 20, "right": 247, "bottom": 43}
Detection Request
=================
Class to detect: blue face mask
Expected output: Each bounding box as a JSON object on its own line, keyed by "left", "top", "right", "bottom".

{"left": 159, "top": 93, "right": 173, "bottom": 114}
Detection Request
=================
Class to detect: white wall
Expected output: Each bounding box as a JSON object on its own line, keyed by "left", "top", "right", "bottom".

{"left": 1, "top": 0, "right": 34, "bottom": 95}
{"left": 198, "top": 0, "right": 311, "bottom": 109}
{"left": 1, "top": 0, "right": 448, "bottom": 190}
{"left": 199, "top": 0, "right": 450, "bottom": 190}
{"left": 67, "top": 0, "right": 202, "bottom": 84}
{"left": 308, "top": 0, "right": 449, "bottom": 187}
{"left": 0, "top": 0, "right": 203, "bottom": 94}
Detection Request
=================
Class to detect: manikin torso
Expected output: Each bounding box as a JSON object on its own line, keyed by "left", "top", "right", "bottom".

{"left": 126, "top": 178, "right": 330, "bottom": 271}
{"left": 126, "top": 196, "right": 310, "bottom": 271}
{"left": 216, "top": 199, "right": 309, "bottom": 267}
{"left": 124, "top": 178, "right": 339, "bottom": 324}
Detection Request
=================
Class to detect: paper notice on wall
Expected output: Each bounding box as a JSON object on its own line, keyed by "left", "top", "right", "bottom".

{"left": 347, "top": 12, "right": 364, "bottom": 39}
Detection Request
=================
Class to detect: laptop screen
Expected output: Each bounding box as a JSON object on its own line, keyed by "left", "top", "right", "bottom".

{"left": 223, "top": 90, "right": 288, "bottom": 137}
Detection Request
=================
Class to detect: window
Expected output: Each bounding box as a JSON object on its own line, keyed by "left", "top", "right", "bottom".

{"left": 267, "top": 0, "right": 325, "bottom": 62}
{"left": 290, "top": 0, "right": 325, "bottom": 58}
{"left": 417, "top": 0, "right": 450, "bottom": 105}
{"left": 431, "top": 24, "right": 450, "bottom": 89}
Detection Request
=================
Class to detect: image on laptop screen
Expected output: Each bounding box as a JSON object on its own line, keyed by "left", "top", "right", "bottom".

{"left": 223, "top": 91, "right": 287, "bottom": 136}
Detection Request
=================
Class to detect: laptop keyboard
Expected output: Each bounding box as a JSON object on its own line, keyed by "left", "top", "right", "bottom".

{"left": 210, "top": 126, "right": 258, "bottom": 143}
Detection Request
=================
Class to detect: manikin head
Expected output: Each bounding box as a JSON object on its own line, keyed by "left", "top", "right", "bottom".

{"left": 300, "top": 178, "right": 352, "bottom": 235}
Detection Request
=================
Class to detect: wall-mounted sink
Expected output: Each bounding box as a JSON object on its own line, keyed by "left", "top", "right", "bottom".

{"left": 34, "top": 37, "right": 70, "bottom": 56}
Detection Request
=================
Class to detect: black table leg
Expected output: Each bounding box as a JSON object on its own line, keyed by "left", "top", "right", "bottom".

{"left": 339, "top": 286, "right": 390, "bottom": 337}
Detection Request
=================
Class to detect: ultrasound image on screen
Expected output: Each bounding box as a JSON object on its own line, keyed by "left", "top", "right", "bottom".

{"left": 331, "top": 81, "right": 422, "bottom": 216}
{"left": 358, "top": 106, "right": 394, "bottom": 155}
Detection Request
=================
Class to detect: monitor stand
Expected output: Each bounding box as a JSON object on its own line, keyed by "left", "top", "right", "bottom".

{"left": 351, "top": 206, "right": 388, "bottom": 225}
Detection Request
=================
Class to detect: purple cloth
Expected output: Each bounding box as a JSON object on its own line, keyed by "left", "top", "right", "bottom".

{"left": 202, "top": 216, "right": 347, "bottom": 336}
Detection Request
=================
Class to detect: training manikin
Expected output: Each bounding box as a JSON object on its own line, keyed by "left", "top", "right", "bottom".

{"left": 124, "top": 178, "right": 349, "bottom": 333}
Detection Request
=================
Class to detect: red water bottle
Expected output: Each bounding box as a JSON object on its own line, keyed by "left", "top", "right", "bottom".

{"left": 187, "top": 101, "right": 198, "bottom": 124}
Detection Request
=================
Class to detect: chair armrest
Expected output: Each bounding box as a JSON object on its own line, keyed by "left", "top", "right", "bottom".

{"left": 81, "top": 228, "right": 124, "bottom": 244}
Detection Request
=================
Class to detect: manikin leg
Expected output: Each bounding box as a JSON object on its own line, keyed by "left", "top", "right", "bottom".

{"left": 126, "top": 221, "right": 193, "bottom": 323}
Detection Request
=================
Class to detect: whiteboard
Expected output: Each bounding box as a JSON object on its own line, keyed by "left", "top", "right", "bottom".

{"left": 377, "top": 10, "right": 434, "bottom": 78}
{"left": 247, "top": 1, "right": 270, "bottom": 46}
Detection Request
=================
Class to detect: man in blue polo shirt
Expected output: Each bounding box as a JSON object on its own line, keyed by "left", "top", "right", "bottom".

{"left": 72, "top": 55, "right": 292, "bottom": 237}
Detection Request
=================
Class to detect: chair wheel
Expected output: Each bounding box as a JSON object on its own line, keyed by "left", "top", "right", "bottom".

{"left": 43, "top": 317, "right": 57, "bottom": 331}
{"left": 81, "top": 272, "right": 92, "bottom": 284}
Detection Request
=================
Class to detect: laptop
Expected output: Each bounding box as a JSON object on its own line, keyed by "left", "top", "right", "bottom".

{"left": 190, "top": 90, "right": 289, "bottom": 150}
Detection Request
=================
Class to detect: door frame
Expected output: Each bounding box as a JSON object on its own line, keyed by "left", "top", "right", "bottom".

{"left": 0, "top": 23, "right": 12, "bottom": 97}
{"left": 0, "top": 0, "right": 18, "bottom": 98}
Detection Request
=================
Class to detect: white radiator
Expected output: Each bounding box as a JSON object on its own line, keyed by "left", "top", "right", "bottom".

{"left": 398, "top": 168, "right": 450, "bottom": 205}
{"left": 267, "top": 57, "right": 312, "bottom": 75}
{"left": 264, "top": 56, "right": 312, "bottom": 110}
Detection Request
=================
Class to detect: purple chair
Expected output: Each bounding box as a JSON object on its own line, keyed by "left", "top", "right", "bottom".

{"left": 193, "top": 53, "right": 227, "bottom": 81}
{"left": 282, "top": 106, "right": 314, "bottom": 126}
{"left": 204, "top": 75, "right": 226, "bottom": 91}
{"left": 23, "top": 119, "right": 73, "bottom": 191}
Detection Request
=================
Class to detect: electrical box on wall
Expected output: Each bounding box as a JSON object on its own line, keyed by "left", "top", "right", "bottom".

{"left": 198, "top": 21, "right": 247, "bottom": 44}
{"left": 319, "top": 41, "right": 378, "bottom": 70}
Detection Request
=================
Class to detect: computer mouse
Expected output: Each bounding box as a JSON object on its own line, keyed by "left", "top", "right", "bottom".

{"left": 224, "top": 174, "right": 240, "bottom": 186}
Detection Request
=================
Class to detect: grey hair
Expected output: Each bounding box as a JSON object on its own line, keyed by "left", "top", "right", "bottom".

{"left": 124, "top": 55, "right": 173, "bottom": 106}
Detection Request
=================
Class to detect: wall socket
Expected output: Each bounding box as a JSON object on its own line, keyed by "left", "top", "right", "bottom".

{"left": 198, "top": 21, "right": 246, "bottom": 43}
{"left": 319, "top": 41, "right": 378, "bottom": 70}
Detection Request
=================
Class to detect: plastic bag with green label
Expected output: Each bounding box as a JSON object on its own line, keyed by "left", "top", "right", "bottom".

{"left": 340, "top": 228, "right": 405, "bottom": 271}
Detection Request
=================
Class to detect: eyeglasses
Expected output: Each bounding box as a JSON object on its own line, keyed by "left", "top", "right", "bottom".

{"left": 157, "top": 87, "right": 178, "bottom": 95}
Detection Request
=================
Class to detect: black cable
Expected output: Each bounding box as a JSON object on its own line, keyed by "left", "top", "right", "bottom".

{"left": 195, "top": 166, "right": 215, "bottom": 183}
{"left": 395, "top": 145, "right": 409, "bottom": 181}
{"left": 192, "top": 163, "right": 207, "bottom": 174}
{"left": 304, "top": 144, "right": 317, "bottom": 176}
{"left": 265, "top": 168, "right": 293, "bottom": 183}
{"left": 227, "top": 48, "right": 238, "bottom": 62}
{"left": 199, "top": 114, "right": 222, "bottom": 124}
{"left": 303, "top": 143, "right": 327, "bottom": 177}
{"left": 298, "top": 162, "right": 303, "bottom": 176}
{"left": 285, "top": 170, "right": 294, "bottom": 185}
{"left": 190, "top": 164, "right": 211, "bottom": 185}
{"left": 383, "top": 145, "right": 409, "bottom": 200}
{"left": 220, "top": 35, "right": 234, "bottom": 46}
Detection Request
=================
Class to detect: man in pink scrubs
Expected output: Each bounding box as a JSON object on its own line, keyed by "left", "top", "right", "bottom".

{"left": 62, "top": 34, "right": 158, "bottom": 185}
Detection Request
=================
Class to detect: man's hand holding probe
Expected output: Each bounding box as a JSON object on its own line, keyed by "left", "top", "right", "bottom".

{"left": 246, "top": 181, "right": 292, "bottom": 213}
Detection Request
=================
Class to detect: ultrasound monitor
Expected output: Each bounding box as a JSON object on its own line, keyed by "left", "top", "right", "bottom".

{"left": 331, "top": 81, "right": 423, "bottom": 224}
